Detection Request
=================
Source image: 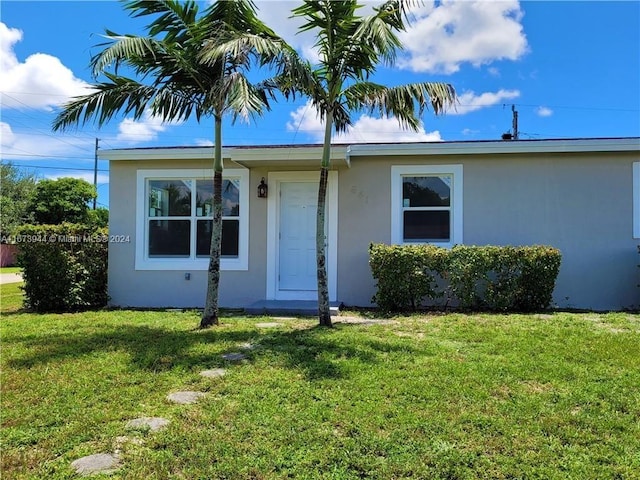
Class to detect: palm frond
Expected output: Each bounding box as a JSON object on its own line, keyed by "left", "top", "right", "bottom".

{"left": 270, "top": 61, "right": 324, "bottom": 104}
{"left": 374, "top": 0, "right": 425, "bottom": 30}
{"left": 330, "top": 101, "right": 353, "bottom": 134}
{"left": 52, "top": 74, "right": 156, "bottom": 131}
{"left": 203, "top": 0, "right": 277, "bottom": 37}
{"left": 292, "top": 0, "right": 360, "bottom": 67}
{"left": 353, "top": 13, "right": 403, "bottom": 67}
{"left": 199, "top": 34, "right": 286, "bottom": 68}
{"left": 149, "top": 87, "right": 205, "bottom": 123}
{"left": 91, "top": 34, "right": 163, "bottom": 77}
{"left": 124, "top": 0, "right": 200, "bottom": 41}
{"left": 222, "top": 73, "right": 272, "bottom": 124}
{"left": 343, "top": 81, "right": 456, "bottom": 131}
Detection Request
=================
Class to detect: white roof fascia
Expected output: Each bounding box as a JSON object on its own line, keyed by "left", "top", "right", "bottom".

{"left": 346, "top": 138, "right": 640, "bottom": 157}
{"left": 99, "top": 145, "right": 350, "bottom": 167}
{"left": 99, "top": 138, "right": 639, "bottom": 163}
{"left": 230, "top": 145, "right": 349, "bottom": 168}
{"left": 98, "top": 147, "right": 232, "bottom": 161}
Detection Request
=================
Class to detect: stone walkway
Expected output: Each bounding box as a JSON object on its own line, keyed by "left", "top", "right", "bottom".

{"left": 70, "top": 322, "right": 287, "bottom": 475}
{"left": 71, "top": 454, "right": 121, "bottom": 476}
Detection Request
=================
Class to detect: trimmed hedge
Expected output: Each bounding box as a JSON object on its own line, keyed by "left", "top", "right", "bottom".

{"left": 16, "top": 223, "right": 108, "bottom": 312}
{"left": 369, "top": 244, "right": 561, "bottom": 313}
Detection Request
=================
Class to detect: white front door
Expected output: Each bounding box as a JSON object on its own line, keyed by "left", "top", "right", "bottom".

{"left": 278, "top": 182, "right": 318, "bottom": 293}
{"left": 266, "top": 171, "right": 338, "bottom": 301}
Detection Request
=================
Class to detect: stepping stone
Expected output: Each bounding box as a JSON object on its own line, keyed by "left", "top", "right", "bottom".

{"left": 255, "top": 322, "right": 282, "bottom": 328}
{"left": 125, "top": 417, "right": 170, "bottom": 432}
{"left": 222, "top": 352, "right": 246, "bottom": 361}
{"left": 166, "top": 391, "right": 207, "bottom": 404}
{"left": 71, "top": 453, "right": 121, "bottom": 476}
{"left": 200, "top": 368, "right": 227, "bottom": 379}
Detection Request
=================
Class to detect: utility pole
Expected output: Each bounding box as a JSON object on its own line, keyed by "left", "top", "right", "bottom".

{"left": 511, "top": 105, "right": 519, "bottom": 140}
{"left": 93, "top": 138, "right": 99, "bottom": 210}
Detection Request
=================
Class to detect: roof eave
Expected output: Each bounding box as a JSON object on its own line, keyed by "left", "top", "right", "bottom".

{"left": 346, "top": 137, "right": 640, "bottom": 157}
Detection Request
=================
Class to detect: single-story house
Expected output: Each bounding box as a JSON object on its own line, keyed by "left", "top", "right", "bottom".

{"left": 101, "top": 137, "right": 640, "bottom": 312}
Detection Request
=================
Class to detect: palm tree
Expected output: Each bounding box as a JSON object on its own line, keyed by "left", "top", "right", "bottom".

{"left": 51, "top": 0, "right": 281, "bottom": 328}
{"left": 206, "top": 0, "right": 456, "bottom": 327}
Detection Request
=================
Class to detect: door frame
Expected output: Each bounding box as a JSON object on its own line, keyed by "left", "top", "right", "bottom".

{"left": 266, "top": 171, "right": 338, "bottom": 301}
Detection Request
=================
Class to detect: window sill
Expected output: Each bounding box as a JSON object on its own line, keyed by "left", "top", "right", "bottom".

{"left": 134, "top": 257, "right": 248, "bottom": 271}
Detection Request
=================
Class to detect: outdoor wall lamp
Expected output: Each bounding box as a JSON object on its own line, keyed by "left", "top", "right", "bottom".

{"left": 257, "top": 177, "right": 268, "bottom": 198}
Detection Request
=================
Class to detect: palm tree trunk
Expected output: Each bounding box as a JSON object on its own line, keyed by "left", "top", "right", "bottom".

{"left": 317, "top": 111, "right": 333, "bottom": 327}
{"left": 200, "top": 115, "right": 224, "bottom": 328}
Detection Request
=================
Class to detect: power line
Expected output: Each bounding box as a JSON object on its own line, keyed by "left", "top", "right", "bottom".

{"left": 5, "top": 163, "right": 108, "bottom": 173}
{"left": 1, "top": 152, "right": 95, "bottom": 161}
{"left": 1, "top": 93, "right": 98, "bottom": 152}
{"left": 513, "top": 103, "right": 639, "bottom": 113}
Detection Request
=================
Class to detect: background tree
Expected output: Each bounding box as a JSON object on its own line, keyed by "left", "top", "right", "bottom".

{"left": 213, "top": 0, "right": 456, "bottom": 326}
{"left": 28, "top": 177, "right": 96, "bottom": 225}
{"left": 87, "top": 208, "right": 109, "bottom": 228}
{"left": 0, "top": 162, "right": 38, "bottom": 238}
{"left": 52, "top": 0, "right": 281, "bottom": 328}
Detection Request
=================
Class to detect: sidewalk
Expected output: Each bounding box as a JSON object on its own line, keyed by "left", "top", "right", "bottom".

{"left": 0, "top": 273, "right": 23, "bottom": 284}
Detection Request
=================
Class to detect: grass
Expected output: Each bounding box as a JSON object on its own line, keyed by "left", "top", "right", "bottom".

{"left": 0, "top": 266, "right": 21, "bottom": 274}
{"left": 0, "top": 282, "right": 23, "bottom": 313}
{"left": 1, "top": 284, "right": 639, "bottom": 479}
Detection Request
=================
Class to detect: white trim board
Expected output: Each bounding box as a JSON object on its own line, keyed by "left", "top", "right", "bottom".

{"left": 634, "top": 162, "right": 640, "bottom": 239}
{"left": 266, "top": 171, "right": 338, "bottom": 301}
{"left": 135, "top": 168, "right": 249, "bottom": 271}
{"left": 391, "top": 164, "right": 463, "bottom": 248}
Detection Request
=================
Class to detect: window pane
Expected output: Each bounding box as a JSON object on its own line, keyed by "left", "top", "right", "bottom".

{"left": 222, "top": 179, "right": 240, "bottom": 216}
{"left": 196, "top": 219, "right": 239, "bottom": 257}
{"left": 222, "top": 219, "right": 239, "bottom": 256}
{"left": 149, "top": 180, "right": 192, "bottom": 216}
{"left": 403, "top": 211, "right": 450, "bottom": 241}
{"left": 195, "top": 179, "right": 213, "bottom": 217}
{"left": 403, "top": 176, "right": 450, "bottom": 207}
{"left": 195, "top": 179, "right": 240, "bottom": 217}
{"left": 148, "top": 220, "right": 190, "bottom": 257}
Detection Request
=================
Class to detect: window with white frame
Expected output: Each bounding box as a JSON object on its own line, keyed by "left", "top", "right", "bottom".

{"left": 391, "top": 165, "right": 463, "bottom": 247}
{"left": 136, "top": 169, "right": 249, "bottom": 270}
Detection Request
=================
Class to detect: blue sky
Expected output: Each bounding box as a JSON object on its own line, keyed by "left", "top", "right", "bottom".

{"left": 1, "top": 0, "right": 639, "bottom": 208}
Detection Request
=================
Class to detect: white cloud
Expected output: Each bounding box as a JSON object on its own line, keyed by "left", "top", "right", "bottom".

{"left": 337, "top": 116, "right": 443, "bottom": 143}
{"left": 255, "top": 2, "right": 315, "bottom": 60}
{"left": 45, "top": 172, "right": 109, "bottom": 186}
{"left": 214, "top": 1, "right": 527, "bottom": 74}
{"left": 115, "top": 111, "right": 181, "bottom": 143}
{"left": 398, "top": 0, "right": 528, "bottom": 74}
{"left": 451, "top": 89, "right": 520, "bottom": 115}
{"left": 0, "top": 22, "right": 91, "bottom": 110}
{"left": 1, "top": 121, "right": 16, "bottom": 147}
{"left": 286, "top": 101, "right": 443, "bottom": 143}
{"left": 0, "top": 120, "right": 96, "bottom": 159}
{"left": 254, "top": 2, "right": 382, "bottom": 64}
{"left": 0, "top": 22, "right": 21, "bottom": 73}
{"left": 536, "top": 106, "right": 553, "bottom": 117}
{"left": 487, "top": 67, "right": 501, "bottom": 77}
{"left": 194, "top": 138, "right": 215, "bottom": 147}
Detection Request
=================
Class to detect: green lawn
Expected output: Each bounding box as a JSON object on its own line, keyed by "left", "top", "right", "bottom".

{"left": 0, "top": 266, "right": 21, "bottom": 274}
{"left": 0, "top": 281, "right": 23, "bottom": 313}
{"left": 1, "top": 285, "right": 639, "bottom": 479}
